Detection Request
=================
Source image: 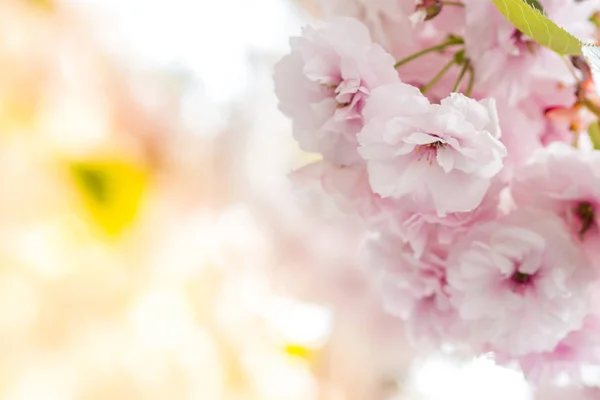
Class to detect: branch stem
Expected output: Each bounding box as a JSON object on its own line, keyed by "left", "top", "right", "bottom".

{"left": 442, "top": 1, "right": 465, "bottom": 6}
{"left": 465, "top": 65, "right": 475, "bottom": 97}
{"left": 422, "top": 59, "right": 455, "bottom": 94}
{"left": 394, "top": 38, "right": 463, "bottom": 69}
{"left": 453, "top": 61, "right": 470, "bottom": 93}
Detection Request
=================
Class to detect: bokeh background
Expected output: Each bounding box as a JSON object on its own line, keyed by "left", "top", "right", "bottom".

{"left": 0, "top": 0, "right": 542, "bottom": 398}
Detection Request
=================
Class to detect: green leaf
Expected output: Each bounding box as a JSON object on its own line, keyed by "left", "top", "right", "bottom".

{"left": 491, "top": 0, "right": 583, "bottom": 55}
{"left": 588, "top": 121, "right": 600, "bottom": 150}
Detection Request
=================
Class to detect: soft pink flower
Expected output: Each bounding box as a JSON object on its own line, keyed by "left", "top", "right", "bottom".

{"left": 366, "top": 231, "right": 457, "bottom": 344}
{"left": 513, "top": 313, "right": 600, "bottom": 385}
{"left": 313, "top": 0, "right": 465, "bottom": 53}
{"left": 375, "top": 178, "right": 505, "bottom": 258}
{"left": 492, "top": 85, "right": 577, "bottom": 177}
{"left": 315, "top": 0, "right": 416, "bottom": 54}
{"left": 510, "top": 143, "right": 600, "bottom": 261}
{"left": 447, "top": 208, "right": 595, "bottom": 357}
{"left": 274, "top": 17, "right": 399, "bottom": 166}
{"left": 490, "top": 99, "right": 546, "bottom": 179}
{"left": 358, "top": 84, "right": 506, "bottom": 216}
{"left": 314, "top": 0, "right": 466, "bottom": 101}
{"left": 289, "top": 160, "right": 389, "bottom": 221}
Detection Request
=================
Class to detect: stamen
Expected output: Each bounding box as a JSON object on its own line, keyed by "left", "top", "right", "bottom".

{"left": 574, "top": 201, "right": 595, "bottom": 239}
{"left": 416, "top": 141, "right": 446, "bottom": 165}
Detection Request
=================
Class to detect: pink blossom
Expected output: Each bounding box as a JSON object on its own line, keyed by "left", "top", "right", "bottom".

{"left": 492, "top": 99, "right": 547, "bottom": 179}
{"left": 514, "top": 313, "right": 600, "bottom": 385}
{"left": 358, "top": 84, "right": 507, "bottom": 216}
{"left": 315, "top": 0, "right": 465, "bottom": 55}
{"left": 375, "top": 178, "right": 505, "bottom": 259}
{"left": 314, "top": 0, "right": 416, "bottom": 54}
{"left": 492, "top": 85, "right": 577, "bottom": 177}
{"left": 366, "top": 231, "right": 457, "bottom": 345}
{"left": 273, "top": 17, "right": 399, "bottom": 166}
{"left": 510, "top": 143, "right": 600, "bottom": 261}
{"left": 447, "top": 208, "right": 595, "bottom": 357}
{"left": 314, "top": 0, "right": 466, "bottom": 101}
{"left": 289, "top": 160, "right": 389, "bottom": 221}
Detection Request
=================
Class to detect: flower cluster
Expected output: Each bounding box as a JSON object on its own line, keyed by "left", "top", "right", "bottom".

{"left": 274, "top": 0, "right": 600, "bottom": 390}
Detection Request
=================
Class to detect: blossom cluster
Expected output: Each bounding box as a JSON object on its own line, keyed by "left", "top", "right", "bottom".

{"left": 274, "top": 0, "right": 600, "bottom": 389}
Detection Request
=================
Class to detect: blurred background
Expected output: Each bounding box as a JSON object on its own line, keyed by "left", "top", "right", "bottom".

{"left": 0, "top": 0, "right": 537, "bottom": 399}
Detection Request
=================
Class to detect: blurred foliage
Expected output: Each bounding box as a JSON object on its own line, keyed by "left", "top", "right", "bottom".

{"left": 69, "top": 158, "right": 148, "bottom": 237}
{"left": 588, "top": 121, "right": 600, "bottom": 149}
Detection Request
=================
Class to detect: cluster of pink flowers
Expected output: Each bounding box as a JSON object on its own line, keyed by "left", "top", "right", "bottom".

{"left": 274, "top": 0, "right": 600, "bottom": 390}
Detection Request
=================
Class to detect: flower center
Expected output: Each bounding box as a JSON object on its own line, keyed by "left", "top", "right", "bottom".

{"left": 334, "top": 79, "right": 365, "bottom": 108}
{"left": 511, "top": 271, "right": 532, "bottom": 285}
{"left": 416, "top": 141, "right": 446, "bottom": 165}
{"left": 511, "top": 29, "right": 537, "bottom": 54}
{"left": 574, "top": 201, "right": 596, "bottom": 239}
{"left": 510, "top": 269, "right": 534, "bottom": 295}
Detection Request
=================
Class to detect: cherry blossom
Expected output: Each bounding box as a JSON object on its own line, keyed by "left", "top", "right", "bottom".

{"left": 365, "top": 230, "right": 458, "bottom": 345}
{"left": 374, "top": 178, "right": 505, "bottom": 259}
{"left": 358, "top": 85, "right": 506, "bottom": 215}
{"left": 314, "top": 0, "right": 416, "bottom": 54}
{"left": 514, "top": 313, "right": 600, "bottom": 385}
{"left": 447, "top": 208, "right": 595, "bottom": 357}
{"left": 289, "top": 160, "right": 389, "bottom": 222}
{"left": 274, "top": 17, "right": 399, "bottom": 166}
{"left": 510, "top": 143, "right": 600, "bottom": 262}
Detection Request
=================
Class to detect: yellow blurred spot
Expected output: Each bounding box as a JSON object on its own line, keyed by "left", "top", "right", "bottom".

{"left": 284, "top": 344, "right": 313, "bottom": 361}
{"left": 24, "top": 0, "right": 54, "bottom": 11}
{"left": 69, "top": 158, "right": 147, "bottom": 237}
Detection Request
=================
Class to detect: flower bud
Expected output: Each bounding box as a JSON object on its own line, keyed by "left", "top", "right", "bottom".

{"left": 415, "top": 0, "right": 443, "bottom": 21}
